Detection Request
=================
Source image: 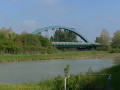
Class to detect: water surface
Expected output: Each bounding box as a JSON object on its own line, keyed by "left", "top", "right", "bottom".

{"left": 0, "top": 59, "right": 119, "bottom": 84}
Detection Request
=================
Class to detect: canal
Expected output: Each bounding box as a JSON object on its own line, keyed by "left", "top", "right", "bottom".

{"left": 0, "top": 59, "right": 119, "bottom": 84}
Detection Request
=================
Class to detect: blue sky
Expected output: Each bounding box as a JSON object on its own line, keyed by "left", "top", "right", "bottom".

{"left": 0, "top": 0, "right": 120, "bottom": 42}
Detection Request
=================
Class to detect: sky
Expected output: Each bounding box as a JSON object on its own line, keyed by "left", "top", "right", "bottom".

{"left": 0, "top": 0, "right": 120, "bottom": 42}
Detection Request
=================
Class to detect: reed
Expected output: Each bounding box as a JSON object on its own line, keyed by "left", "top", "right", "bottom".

{"left": 0, "top": 51, "right": 115, "bottom": 62}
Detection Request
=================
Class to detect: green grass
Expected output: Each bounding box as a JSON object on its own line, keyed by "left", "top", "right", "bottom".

{"left": 95, "top": 64, "right": 120, "bottom": 90}
{"left": 0, "top": 84, "right": 53, "bottom": 90}
{"left": 66, "top": 64, "right": 120, "bottom": 90}
{"left": 0, "top": 51, "right": 106, "bottom": 62}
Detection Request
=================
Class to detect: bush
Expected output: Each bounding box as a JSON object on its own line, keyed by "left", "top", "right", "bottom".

{"left": 53, "top": 76, "right": 64, "bottom": 90}
{"left": 109, "top": 48, "right": 120, "bottom": 53}
{"left": 96, "top": 46, "right": 109, "bottom": 51}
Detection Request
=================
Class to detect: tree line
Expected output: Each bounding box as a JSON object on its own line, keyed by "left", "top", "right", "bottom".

{"left": 95, "top": 29, "right": 120, "bottom": 52}
{"left": 50, "top": 29, "right": 77, "bottom": 42}
{"left": 0, "top": 27, "right": 57, "bottom": 54}
{"left": 50, "top": 29, "right": 78, "bottom": 51}
{"left": 0, "top": 27, "right": 120, "bottom": 54}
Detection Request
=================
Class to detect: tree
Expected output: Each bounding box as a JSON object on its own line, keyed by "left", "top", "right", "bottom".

{"left": 0, "top": 27, "right": 56, "bottom": 54}
{"left": 21, "top": 30, "right": 28, "bottom": 35}
{"left": 52, "top": 30, "right": 77, "bottom": 42}
{"left": 97, "top": 29, "right": 111, "bottom": 46}
{"left": 50, "top": 36, "right": 54, "bottom": 41}
{"left": 7, "top": 27, "right": 14, "bottom": 33}
{"left": 112, "top": 30, "right": 120, "bottom": 47}
{"left": 53, "top": 30, "right": 63, "bottom": 42}
{"left": 95, "top": 37, "right": 100, "bottom": 43}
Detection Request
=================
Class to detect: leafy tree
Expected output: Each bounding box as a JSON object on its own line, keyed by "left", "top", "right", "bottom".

{"left": 53, "top": 30, "right": 63, "bottom": 42}
{"left": 21, "top": 30, "right": 28, "bottom": 35}
{"left": 50, "top": 36, "right": 54, "bottom": 41}
{"left": 0, "top": 27, "right": 57, "bottom": 54}
{"left": 14, "top": 34, "right": 23, "bottom": 47}
{"left": 0, "top": 39, "right": 20, "bottom": 53}
{"left": 96, "top": 29, "right": 111, "bottom": 46}
{"left": 95, "top": 37, "right": 100, "bottom": 43}
{"left": 52, "top": 30, "right": 77, "bottom": 42}
{"left": 21, "top": 34, "right": 40, "bottom": 46}
{"left": 7, "top": 27, "right": 14, "bottom": 33}
{"left": 112, "top": 30, "right": 120, "bottom": 46}
{"left": 39, "top": 36, "right": 51, "bottom": 47}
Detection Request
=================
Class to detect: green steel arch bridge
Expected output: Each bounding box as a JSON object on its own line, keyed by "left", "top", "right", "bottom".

{"left": 32, "top": 26, "right": 101, "bottom": 48}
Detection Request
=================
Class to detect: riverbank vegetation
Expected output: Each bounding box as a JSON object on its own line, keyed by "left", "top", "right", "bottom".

{"left": 0, "top": 64, "right": 119, "bottom": 90}
{"left": 50, "top": 63, "right": 120, "bottom": 90}
{"left": 0, "top": 51, "right": 103, "bottom": 62}
{"left": 0, "top": 27, "right": 58, "bottom": 55}
{"left": 0, "top": 27, "right": 120, "bottom": 54}
{"left": 0, "top": 51, "right": 120, "bottom": 62}
{"left": 95, "top": 29, "right": 120, "bottom": 53}
{"left": 0, "top": 27, "right": 120, "bottom": 62}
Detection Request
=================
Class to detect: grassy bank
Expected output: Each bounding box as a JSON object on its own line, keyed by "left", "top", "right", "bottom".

{"left": 55, "top": 64, "right": 120, "bottom": 90}
{"left": 0, "top": 83, "right": 53, "bottom": 90}
{"left": 0, "top": 51, "right": 120, "bottom": 62}
{"left": 94, "top": 64, "right": 120, "bottom": 90}
{"left": 0, "top": 64, "right": 120, "bottom": 90}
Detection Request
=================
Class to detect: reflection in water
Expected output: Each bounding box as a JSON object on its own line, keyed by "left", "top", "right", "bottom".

{"left": 0, "top": 59, "right": 119, "bottom": 84}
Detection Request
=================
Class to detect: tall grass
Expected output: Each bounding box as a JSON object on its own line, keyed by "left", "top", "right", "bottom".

{"left": 66, "top": 64, "right": 120, "bottom": 90}
{"left": 0, "top": 84, "right": 52, "bottom": 90}
{"left": 96, "top": 64, "right": 120, "bottom": 90}
{"left": 0, "top": 51, "right": 106, "bottom": 62}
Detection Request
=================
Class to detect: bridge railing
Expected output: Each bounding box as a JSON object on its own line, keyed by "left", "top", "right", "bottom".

{"left": 52, "top": 42, "right": 102, "bottom": 46}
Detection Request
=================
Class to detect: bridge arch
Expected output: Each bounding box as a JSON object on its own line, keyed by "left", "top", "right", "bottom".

{"left": 32, "top": 26, "right": 89, "bottom": 43}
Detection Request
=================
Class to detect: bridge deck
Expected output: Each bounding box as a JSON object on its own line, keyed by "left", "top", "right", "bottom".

{"left": 52, "top": 42, "right": 101, "bottom": 46}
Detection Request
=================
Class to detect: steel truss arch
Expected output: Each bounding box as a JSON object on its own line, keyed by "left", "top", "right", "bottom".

{"left": 32, "top": 26, "right": 89, "bottom": 43}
